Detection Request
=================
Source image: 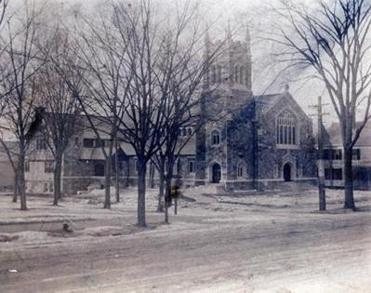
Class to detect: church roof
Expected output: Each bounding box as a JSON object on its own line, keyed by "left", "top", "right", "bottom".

{"left": 253, "top": 94, "right": 281, "bottom": 111}
{"left": 252, "top": 91, "right": 310, "bottom": 121}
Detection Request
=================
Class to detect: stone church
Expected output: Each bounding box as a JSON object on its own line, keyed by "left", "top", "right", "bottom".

{"left": 24, "top": 27, "right": 317, "bottom": 194}
{"left": 189, "top": 28, "right": 317, "bottom": 191}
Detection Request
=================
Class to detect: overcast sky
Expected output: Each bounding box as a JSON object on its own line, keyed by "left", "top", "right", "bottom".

{"left": 12, "top": 0, "right": 363, "bottom": 126}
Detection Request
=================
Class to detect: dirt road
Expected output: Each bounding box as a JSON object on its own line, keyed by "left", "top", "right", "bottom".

{"left": 1, "top": 195, "right": 371, "bottom": 293}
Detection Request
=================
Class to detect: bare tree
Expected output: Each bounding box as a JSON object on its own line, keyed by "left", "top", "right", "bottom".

{"left": 75, "top": 5, "right": 130, "bottom": 209}
{"left": 110, "top": 0, "right": 173, "bottom": 227}
{"left": 274, "top": 0, "right": 371, "bottom": 210}
{"left": 37, "top": 27, "right": 82, "bottom": 206}
{"left": 0, "top": 4, "right": 43, "bottom": 210}
{"left": 113, "top": 0, "right": 226, "bottom": 226}
{"left": 153, "top": 28, "right": 225, "bottom": 222}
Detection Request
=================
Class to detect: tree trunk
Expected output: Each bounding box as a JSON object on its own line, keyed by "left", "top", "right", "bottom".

{"left": 157, "top": 164, "right": 165, "bottom": 212}
{"left": 343, "top": 147, "right": 355, "bottom": 210}
{"left": 13, "top": 171, "right": 18, "bottom": 203}
{"left": 18, "top": 152, "right": 27, "bottom": 210}
{"left": 164, "top": 173, "right": 172, "bottom": 224}
{"left": 137, "top": 157, "right": 147, "bottom": 227}
{"left": 53, "top": 155, "right": 62, "bottom": 206}
{"left": 174, "top": 198, "right": 178, "bottom": 215}
{"left": 150, "top": 163, "right": 155, "bottom": 188}
{"left": 104, "top": 157, "right": 112, "bottom": 209}
{"left": 115, "top": 138, "right": 120, "bottom": 203}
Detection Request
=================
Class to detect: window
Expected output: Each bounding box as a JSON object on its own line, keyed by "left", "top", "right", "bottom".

{"left": 183, "top": 128, "right": 187, "bottom": 137}
{"left": 94, "top": 163, "right": 105, "bottom": 176}
{"left": 188, "top": 160, "right": 195, "bottom": 173}
{"left": 324, "top": 149, "right": 342, "bottom": 160}
{"left": 276, "top": 111, "right": 297, "bottom": 145}
{"left": 217, "top": 65, "right": 222, "bottom": 83}
{"left": 36, "top": 137, "right": 46, "bottom": 150}
{"left": 234, "top": 66, "right": 239, "bottom": 83}
{"left": 188, "top": 128, "right": 193, "bottom": 136}
{"left": 323, "top": 149, "right": 360, "bottom": 160}
{"left": 240, "top": 66, "right": 245, "bottom": 84}
{"left": 95, "top": 139, "right": 105, "bottom": 148}
{"left": 43, "top": 183, "right": 48, "bottom": 192}
{"left": 334, "top": 150, "right": 342, "bottom": 160}
{"left": 325, "top": 168, "right": 343, "bottom": 180}
{"left": 211, "top": 65, "right": 217, "bottom": 83}
{"left": 237, "top": 164, "right": 244, "bottom": 177}
{"left": 83, "top": 138, "right": 94, "bottom": 148}
{"left": 352, "top": 149, "right": 361, "bottom": 160}
{"left": 44, "top": 161, "right": 54, "bottom": 173}
{"left": 211, "top": 130, "right": 220, "bottom": 145}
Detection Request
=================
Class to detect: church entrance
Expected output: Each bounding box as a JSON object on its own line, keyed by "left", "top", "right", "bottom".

{"left": 211, "top": 163, "right": 221, "bottom": 183}
{"left": 283, "top": 163, "right": 292, "bottom": 182}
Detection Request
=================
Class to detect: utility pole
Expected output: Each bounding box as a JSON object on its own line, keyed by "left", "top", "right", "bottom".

{"left": 115, "top": 135, "right": 120, "bottom": 203}
{"left": 310, "top": 96, "right": 328, "bottom": 211}
{"left": 317, "top": 96, "right": 326, "bottom": 211}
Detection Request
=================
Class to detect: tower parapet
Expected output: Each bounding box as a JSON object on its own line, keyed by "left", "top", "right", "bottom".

{"left": 204, "top": 25, "right": 252, "bottom": 94}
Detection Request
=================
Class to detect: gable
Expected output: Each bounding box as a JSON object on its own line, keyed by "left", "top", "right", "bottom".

{"left": 263, "top": 93, "right": 310, "bottom": 122}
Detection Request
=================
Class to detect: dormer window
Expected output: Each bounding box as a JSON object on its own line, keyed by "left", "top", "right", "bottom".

{"left": 211, "top": 130, "right": 220, "bottom": 145}
{"left": 276, "top": 111, "right": 297, "bottom": 146}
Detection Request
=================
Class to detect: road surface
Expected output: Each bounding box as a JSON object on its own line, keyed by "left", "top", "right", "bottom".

{"left": 1, "top": 198, "right": 371, "bottom": 293}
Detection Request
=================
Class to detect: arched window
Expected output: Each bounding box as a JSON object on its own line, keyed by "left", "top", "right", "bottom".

{"left": 276, "top": 111, "right": 297, "bottom": 145}
{"left": 234, "top": 65, "right": 239, "bottom": 83}
{"left": 217, "top": 65, "right": 222, "bottom": 83}
{"left": 237, "top": 163, "right": 244, "bottom": 177}
{"left": 240, "top": 66, "right": 245, "bottom": 84}
{"left": 245, "top": 67, "right": 250, "bottom": 87}
{"left": 211, "top": 130, "right": 220, "bottom": 145}
{"left": 211, "top": 65, "right": 217, "bottom": 83}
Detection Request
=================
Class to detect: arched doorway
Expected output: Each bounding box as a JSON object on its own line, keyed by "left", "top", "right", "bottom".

{"left": 211, "top": 163, "right": 221, "bottom": 183}
{"left": 283, "top": 163, "right": 292, "bottom": 182}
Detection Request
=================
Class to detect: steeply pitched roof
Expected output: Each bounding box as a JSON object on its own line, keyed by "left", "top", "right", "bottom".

{"left": 253, "top": 94, "right": 281, "bottom": 113}
{"left": 252, "top": 92, "right": 310, "bottom": 122}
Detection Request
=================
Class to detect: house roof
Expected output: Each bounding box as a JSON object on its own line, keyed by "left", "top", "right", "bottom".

{"left": 324, "top": 120, "right": 371, "bottom": 147}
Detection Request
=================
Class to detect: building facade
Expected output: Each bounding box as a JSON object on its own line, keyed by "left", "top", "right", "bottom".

{"left": 24, "top": 28, "right": 317, "bottom": 194}
{"left": 323, "top": 121, "right": 371, "bottom": 190}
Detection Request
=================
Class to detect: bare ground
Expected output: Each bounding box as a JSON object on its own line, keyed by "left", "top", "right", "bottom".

{"left": 0, "top": 187, "right": 371, "bottom": 292}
